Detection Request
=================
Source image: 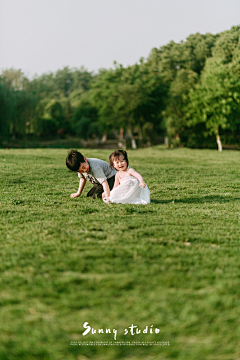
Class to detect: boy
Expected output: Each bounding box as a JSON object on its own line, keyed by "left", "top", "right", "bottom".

{"left": 66, "top": 149, "right": 117, "bottom": 199}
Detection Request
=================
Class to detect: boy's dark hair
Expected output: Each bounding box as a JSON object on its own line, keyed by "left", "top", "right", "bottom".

{"left": 109, "top": 149, "right": 129, "bottom": 168}
{"left": 66, "top": 149, "right": 85, "bottom": 171}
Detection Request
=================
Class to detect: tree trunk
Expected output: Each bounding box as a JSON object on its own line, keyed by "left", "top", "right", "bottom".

{"left": 216, "top": 126, "right": 222, "bottom": 152}
{"left": 119, "top": 128, "right": 124, "bottom": 141}
{"left": 137, "top": 124, "right": 143, "bottom": 141}
{"left": 131, "top": 138, "right": 137, "bottom": 149}
{"left": 128, "top": 126, "right": 137, "bottom": 150}
{"left": 101, "top": 132, "right": 107, "bottom": 143}
{"left": 216, "top": 134, "right": 222, "bottom": 152}
{"left": 118, "top": 128, "right": 125, "bottom": 148}
{"left": 164, "top": 136, "right": 169, "bottom": 147}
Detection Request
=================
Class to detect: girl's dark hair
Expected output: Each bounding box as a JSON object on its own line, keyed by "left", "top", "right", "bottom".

{"left": 109, "top": 150, "right": 129, "bottom": 168}
{"left": 66, "top": 149, "right": 85, "bottom": 171}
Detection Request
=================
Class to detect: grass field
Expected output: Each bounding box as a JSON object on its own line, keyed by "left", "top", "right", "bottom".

{"left": 1, "top": 147, "right": 240, "bottom": 360}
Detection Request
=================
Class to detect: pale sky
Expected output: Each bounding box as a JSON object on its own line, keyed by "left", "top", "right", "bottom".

{"left": 0, "top": 0, "right": 240, "bottom": 77}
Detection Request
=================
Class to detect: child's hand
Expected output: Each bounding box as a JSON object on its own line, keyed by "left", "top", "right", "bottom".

{"left": 139, "top": 181, "right": 146, "bottom": 189}
{"left": 70, "top": 192, "right": 80, "bottom": 198}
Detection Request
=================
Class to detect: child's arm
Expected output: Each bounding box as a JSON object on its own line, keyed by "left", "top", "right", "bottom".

{"left": 102, "top": 179, "right": 111, "bottom": 198}
{"left": 102, "top": 174, "right": 119, "bottom": 200}
{"left": 70, "top": 177, "right": 86, "bottom": 198}
{"left": 112, "top": 173, "right": 120, "bottom": 189}
{"left": 128, "top": 168, "right": 146, "bottom": 188}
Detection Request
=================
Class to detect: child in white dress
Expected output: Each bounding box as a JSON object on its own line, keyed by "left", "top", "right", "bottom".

{"left": 103, "top": 150, "right": 150, "bottom": 205}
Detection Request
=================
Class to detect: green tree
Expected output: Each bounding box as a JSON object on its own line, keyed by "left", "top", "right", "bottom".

{"left": 71, "top": 97, "right": 100, "bottom": 139}
{"left": 163, "top": 69, "right": 198, "bottom": 139}
{"left": 0, "top": 78, "right": 13, "bottom": 143}
{"left": 148, "top": 32, "right": 216, "bottom": 82}
{"left": 181, "top": 33, "right": 216, "bottom": 74}
{"left": 1, "top": 68, "right": 27, "bottom": 90}
{"left": 91, "top": 61, "right": 166, "bottom": 147}
{"left": 212, "top": 26, "right": 240, "bottom": 64}
{"left": 186, "top": 58, "right": 240, "bottom": 150}
{"left": 13, "top": 91, "right": 38, "bottom": 138}
{"left": 32, "top": 99, "right": 65, "bottom": 137}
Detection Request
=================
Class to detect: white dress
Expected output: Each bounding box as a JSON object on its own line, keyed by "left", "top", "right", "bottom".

{"left": 103, "top": 170, "right": 150, "bottom": 205}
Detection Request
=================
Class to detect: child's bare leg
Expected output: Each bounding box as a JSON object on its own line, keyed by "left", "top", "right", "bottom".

{"left": 102, "top": 192, "right": 105, "bottom": 199}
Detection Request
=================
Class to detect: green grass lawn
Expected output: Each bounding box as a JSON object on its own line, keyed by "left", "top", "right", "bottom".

{"left": 1, "top": 147, "right": 240, "bottom": 360}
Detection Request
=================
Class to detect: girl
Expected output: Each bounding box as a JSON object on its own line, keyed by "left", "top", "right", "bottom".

{"left": 103, "top": 150, "right": 150, "bottom": 204}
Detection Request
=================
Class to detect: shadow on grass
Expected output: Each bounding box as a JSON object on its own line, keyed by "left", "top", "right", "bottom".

{"left": 152, "top": 195, "right": 240, "bottom": 204}
{"left": 151, "top": 199, "right": 172, "bottom": 204}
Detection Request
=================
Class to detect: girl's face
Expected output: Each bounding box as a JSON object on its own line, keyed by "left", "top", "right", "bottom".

{"left": 113, "top": 154, "right": 128, "bottom": 171}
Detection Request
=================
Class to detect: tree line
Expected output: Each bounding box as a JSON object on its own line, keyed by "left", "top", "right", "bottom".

{"left": 1, "top": 25, "right": 240, "bottom": 149}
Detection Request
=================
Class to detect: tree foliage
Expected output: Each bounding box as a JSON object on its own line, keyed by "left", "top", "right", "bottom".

{"left": 187, "top": 58, "right": 240, "bottom": 134}
{"left": 91, "top": 61, "right": 166, "bottom": 141}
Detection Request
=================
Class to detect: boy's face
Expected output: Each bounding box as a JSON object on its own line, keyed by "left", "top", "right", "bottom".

{"left": 78, "top": 158, "right": 89, "bottom": 174}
